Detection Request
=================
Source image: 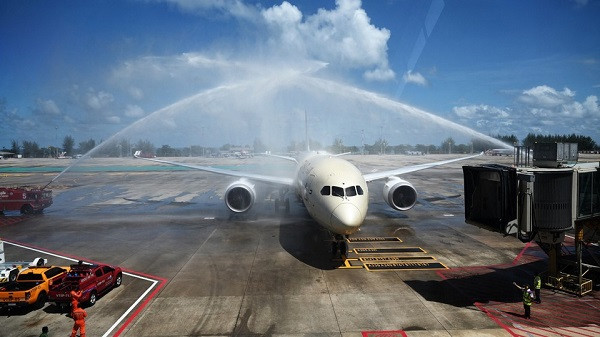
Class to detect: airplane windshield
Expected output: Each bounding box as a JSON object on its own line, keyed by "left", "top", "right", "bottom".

{"left": 332, "top": 186, "right": 344, "bottom": 197}
{"left": 321, "top": 185, "right": 364, "bottom": 197}
{"left": 345, "top": 186, "right": 357, "bottom": 196}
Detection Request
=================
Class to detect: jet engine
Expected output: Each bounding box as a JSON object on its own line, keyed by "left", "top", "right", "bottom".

{"left": 224, "top": 179, "right": 256, "bottom": 213}
{"left": 382, "top": 177, "right": 418, "bottom": 211}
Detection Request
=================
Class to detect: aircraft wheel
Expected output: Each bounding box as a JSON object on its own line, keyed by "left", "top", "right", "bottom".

{"left": 339, "top": 241, "right": 348, "bottom": 257}
{"left": 331, "top": 241, "right": 339, "bottom": 256}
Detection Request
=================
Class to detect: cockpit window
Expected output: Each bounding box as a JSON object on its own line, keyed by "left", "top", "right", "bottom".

{"left": 332, "top": 186, "right": 344, "bottom": 197}
{"left": 345, "top": 186, "right": 357, "bottom": 197}
{"left": 321, "top": 185, "right": 364, "bottom": 197}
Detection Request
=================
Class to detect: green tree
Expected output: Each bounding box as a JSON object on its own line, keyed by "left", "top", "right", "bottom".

{"left": 253, "top": 138, "right": 267, "bottom": 153}
{"left": 332, "top": 138, "right": 344, "bottom": 154}
{"left": 441, "top": 137, "right": 455, "bottom": 154}
{"left": 10, "top": 140, "right": 19, "bottom": 155}
{"left": 78, "top": 138, "right": 96, "bottom": 154}
{"left": 135, "top": 139, "right": 155, "bottom": 155}
{"left": 63, "top": 135, "right": 75, "bottom": 156}
{"left": 22, "top": 141, "right": 41, "bottom": 158}
{"left": 156, "top": 145, "right": 180, "bottom": 157}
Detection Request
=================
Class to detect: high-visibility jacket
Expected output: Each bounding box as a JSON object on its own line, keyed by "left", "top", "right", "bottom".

{"left": 523, "top": 289, "right": 533, "bottom": 306}
{"left": 72, "top": 307, "right": 87, "bottom": 322}
{"left": 534, "top": 276, "right": 541, "bottom": 289}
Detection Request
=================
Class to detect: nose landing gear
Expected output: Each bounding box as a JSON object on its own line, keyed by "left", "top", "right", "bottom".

{"left": 331, "top": 234, "right": 349, "bottom": 258}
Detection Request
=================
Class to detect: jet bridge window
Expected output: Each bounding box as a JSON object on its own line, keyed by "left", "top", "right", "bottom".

{"left": 320, "top": 186, "right": 330, "bottom": 195}
{"left": 578, "top": 170, "right": 599, "bottom": 218}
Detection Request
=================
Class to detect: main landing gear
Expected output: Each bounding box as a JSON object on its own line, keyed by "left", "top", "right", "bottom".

{"left": 331, "top": 234, "right": 349, "bottom": 258}
{"left": 274, "top": 188, "right": 291, "bottom": 214}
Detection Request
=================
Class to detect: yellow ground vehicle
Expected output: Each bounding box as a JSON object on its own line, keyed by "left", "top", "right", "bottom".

{"left": 0, "top": 265, "right": 69, "bottom": 309}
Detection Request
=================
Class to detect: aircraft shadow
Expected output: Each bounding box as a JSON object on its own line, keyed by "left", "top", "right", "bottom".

{"left": 404, "top": 260, "right": 547, "bottom": 307}
{"left": 276, "top": 200, "right": 342, "bottom": 270}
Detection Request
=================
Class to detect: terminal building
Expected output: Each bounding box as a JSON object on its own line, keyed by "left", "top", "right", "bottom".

{"left": 463, "top": 143, "right": 599, "bottom": 296}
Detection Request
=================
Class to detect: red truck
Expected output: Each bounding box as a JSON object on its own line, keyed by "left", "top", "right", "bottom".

{"left": 48, "top": 262, "right": 122, "bottom": 307}
{"left": 0, "top": 187, "right": 52, "bottom": 214}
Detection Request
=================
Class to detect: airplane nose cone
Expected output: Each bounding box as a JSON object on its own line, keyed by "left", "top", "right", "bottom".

{"left": 330, "top": 203, "right": 363, "bottom": 234}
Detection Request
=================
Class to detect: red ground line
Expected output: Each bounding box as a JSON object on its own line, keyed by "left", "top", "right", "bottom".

{"left": 498, "top": 310, "right": 596, "bottom": 337}
{"left": 512, "top": 241, "right": 534, "bottom": 265}
{"left": 474, "top": 303, "right": 520, "bottom": 337}
{"left": 361, "top": 330, "right": 408, "bottom": 337}
{"left": 524, "top": 308, "right": 599, "bottom": 333}
{"left": 113, "top": 276, "right": 167, "bottom": 337}
{"left": 1, "top": 237, "right": 167, "bottom": 337}
{"left": 493, "top": 313, "right": 570, "bottom": 337}
{"left": 552, "top": 326, "right": 597, "bottom": 337}
{"left": 542, "top": 299, "right": 600, "bottom": 318}
{"left": 542, "top": 303, "right": 600, "bottom": 322}
{"left": 480, "top": 299, "right": 591, "bottom": 337}
{"left": 544, "top": 298, "right": 600, "bottom": 312}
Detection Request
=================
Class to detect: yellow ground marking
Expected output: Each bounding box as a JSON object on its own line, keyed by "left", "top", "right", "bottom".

{"left": 346, "top": 237, "right": 403, "bottom": 243}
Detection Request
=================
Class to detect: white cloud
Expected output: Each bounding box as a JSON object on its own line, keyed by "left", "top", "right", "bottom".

{"left": 519, "top": 85, "right": 598, "bottom": 119}
{"left": 583, "top": 95, "right": 599, "bottom": 115}
{"left": 452, "top": 104, "right": 509, "bottom": 119}
{"left": 163, "top": 0, "right": 258, "bottom": 20}
{"left": 128, "top": 86, "right": 144, "bottom": 100}
{"left": 34, "top": 99, "right": 61, "bottom": 116}
{"left": 85, "top": 89, "right": 114, "bottom": 111}
{"left": 453, "top": 85, "right": 600, "bottom": 139}
{"left": 518, "top": 85, "right": 575, "bottom": 108}
{"left": 402, "top": 71, "right": 427, "bottom": 86}
{"left": 261, "top": 0, "right": 394, "bottom": 81}
{"left": 106, "top": 116, "right": 121, "bottom": 124}
{"left": 124, "top": 104, "right": 145, "bottom": 118}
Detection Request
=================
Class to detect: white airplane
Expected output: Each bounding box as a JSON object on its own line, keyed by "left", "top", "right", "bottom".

{"left": 134, "top": 149, "right": 481, "bottom": 255}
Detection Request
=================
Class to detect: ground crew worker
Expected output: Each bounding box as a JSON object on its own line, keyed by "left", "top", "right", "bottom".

{"left": 39, "top": 326, "right": 49, "bottom": 337}
{"left": 534, "top": 274, "right": 541, "bottom": 303}
{"left": 513, "top": 282, "right": 534, "bottom": 319}
{"left": 70, "top": 303, "right": 87, "bottom": 337}
{"left": 70, "top": 289, "right": 82, "bottom": 309}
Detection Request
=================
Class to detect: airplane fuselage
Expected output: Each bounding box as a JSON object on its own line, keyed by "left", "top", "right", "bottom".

{"left": 295, "top": 153, "right": 369, "bottom": 235}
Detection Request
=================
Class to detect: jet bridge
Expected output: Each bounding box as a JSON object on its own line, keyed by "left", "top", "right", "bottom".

{"left": 463, "top": 143, "right": 600, "bottom": 296}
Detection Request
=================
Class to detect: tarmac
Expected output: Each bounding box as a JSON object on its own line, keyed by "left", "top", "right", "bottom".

{"left": 0, "top": 154, "right": 599, "bottom": 337}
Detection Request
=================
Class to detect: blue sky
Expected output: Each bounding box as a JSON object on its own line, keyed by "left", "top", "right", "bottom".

{"left": 1, "top": 0, "right": 599, "bottom": 150}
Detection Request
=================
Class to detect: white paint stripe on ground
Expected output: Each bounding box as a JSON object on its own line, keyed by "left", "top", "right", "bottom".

{"left": 4, "top": 241, "right": 159, "bottom": 337}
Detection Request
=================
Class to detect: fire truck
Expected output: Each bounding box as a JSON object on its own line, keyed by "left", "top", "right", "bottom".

{"left": 0, "top": 187, "right": 53, "bottom": 214}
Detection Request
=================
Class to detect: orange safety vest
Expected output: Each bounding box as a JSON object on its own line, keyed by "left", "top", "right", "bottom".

{"left": 72, "top": 307, "right": 87, "bottom": 321}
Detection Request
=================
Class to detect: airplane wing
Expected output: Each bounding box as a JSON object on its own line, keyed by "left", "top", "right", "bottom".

{"left": 134, "top": 153, "right": 295, "bottom": 186}
{"left": 362, "top": 152, "right": 482, "bottom": 182}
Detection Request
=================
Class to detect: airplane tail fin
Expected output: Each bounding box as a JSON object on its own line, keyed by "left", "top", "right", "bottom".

{"left": 133, "top": 150, "right": 141, "bottom": 158}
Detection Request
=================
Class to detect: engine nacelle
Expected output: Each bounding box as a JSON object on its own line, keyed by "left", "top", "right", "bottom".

{"left": 382, "top": 177, "right": 418, "bottom": 211}
{"left": 225, "top": 179, "right": 256, "bottom": 213}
